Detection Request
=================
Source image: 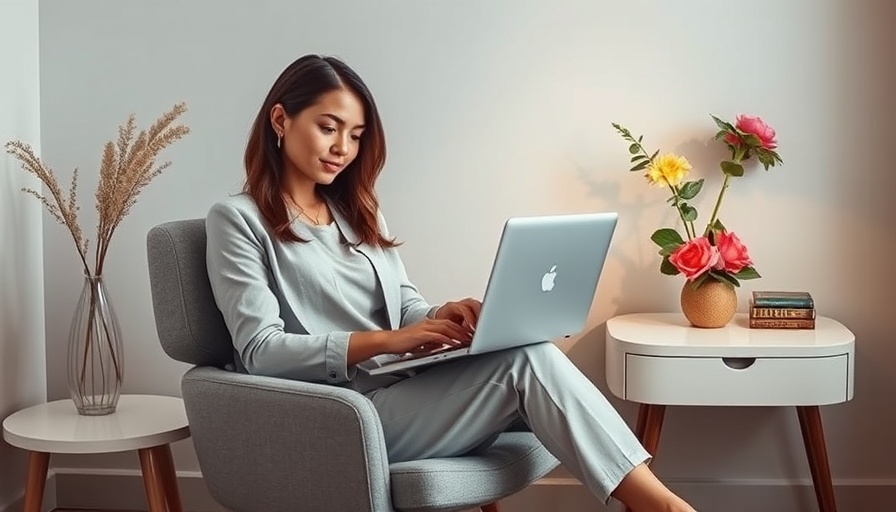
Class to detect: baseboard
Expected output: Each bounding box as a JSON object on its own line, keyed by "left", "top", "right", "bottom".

{"left": 53, "top": 469, "right": 226, "bottom": 512}
{"left": 48, "top": 470, "right": 896, "bottom": 512}
{"left": 0, "top": 472, "right": 57, "bottom": 512}
{"left": 512, "top": 477, "right": 896, "bottom": 512}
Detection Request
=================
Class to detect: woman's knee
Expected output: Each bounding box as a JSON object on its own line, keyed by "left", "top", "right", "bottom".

{"left": 514, "top": 341, "right": 567, "bottom": 367}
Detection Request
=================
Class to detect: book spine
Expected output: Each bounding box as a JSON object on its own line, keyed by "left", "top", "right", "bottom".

{"left": 749, "top": 318, "right": 816, "bottom": 329}
{"left": 751, "top": 297, "right": 815, "bottom": 309}
{"left": 750, "top": 307, "right": 816, "bottom": 319}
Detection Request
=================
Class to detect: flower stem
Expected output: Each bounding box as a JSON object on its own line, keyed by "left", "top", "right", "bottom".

{"left": 668, "top": 185, "right": 694, "bottom": 240}
{"left": 706, "top": 173, "right": 730, "bottom": 234}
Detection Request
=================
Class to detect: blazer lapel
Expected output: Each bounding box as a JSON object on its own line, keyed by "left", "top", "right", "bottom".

{"left": 329, "top": 201, "right": 401, "bottom": 329}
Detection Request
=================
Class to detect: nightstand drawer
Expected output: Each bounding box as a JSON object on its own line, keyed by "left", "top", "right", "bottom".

{"left": 624, "top": 353, "right": 850, "bottom": 406}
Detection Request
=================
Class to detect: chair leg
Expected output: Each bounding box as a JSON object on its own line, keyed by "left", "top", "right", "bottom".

{"left": 481, "top": 502, "right": 501, "bottom": 512}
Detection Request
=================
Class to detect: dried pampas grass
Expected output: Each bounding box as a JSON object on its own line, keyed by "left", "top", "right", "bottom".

{"left": 5, "top": 102, "right": 190, "bottom": 276}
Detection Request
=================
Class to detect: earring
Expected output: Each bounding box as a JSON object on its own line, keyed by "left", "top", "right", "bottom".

{"left": 276, "top": 133, "right": 282, "bottom": 149}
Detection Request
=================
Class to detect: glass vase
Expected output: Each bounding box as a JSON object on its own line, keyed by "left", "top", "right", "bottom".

{"left": 67, "top": 274, "right": 124, "bottom": 415}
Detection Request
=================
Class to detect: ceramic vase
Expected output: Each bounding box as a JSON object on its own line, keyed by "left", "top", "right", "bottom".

{"left": 680, "top": 279, "right": 737, "bottom": 328}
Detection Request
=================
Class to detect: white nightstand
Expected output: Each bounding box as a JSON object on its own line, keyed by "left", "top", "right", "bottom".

{"left": 605, "top": 313, "right": 855, "bottom": 512}
{"left": 2, "top": 394, "right": 190, "bottom": 512}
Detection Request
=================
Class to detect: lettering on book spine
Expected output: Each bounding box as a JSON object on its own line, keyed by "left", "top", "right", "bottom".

{"left": 750, "top": 307, "right": 816, "bottom": 319}
{"left": 749, "top": 318, "right": 816, "bottom": 329}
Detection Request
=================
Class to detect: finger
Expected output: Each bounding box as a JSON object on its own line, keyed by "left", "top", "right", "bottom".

{"left": 426, "top": 321, "right": 465, "bottom": 343}
{"left": 453, "top": 304, "right": 477, "bottom": 329}
{"left": 454, "top": 303, "right": 476, "bottom": 329}
{"left": 440, "top": 321, "right": 474, "bottom": 343}
{"left": 465, "top": 298, "right": 482, "bottom": 323}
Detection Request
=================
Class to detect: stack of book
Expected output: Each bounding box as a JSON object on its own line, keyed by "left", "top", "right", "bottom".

{"left": 749, "top": 291, "right": 816, "bottom": 329}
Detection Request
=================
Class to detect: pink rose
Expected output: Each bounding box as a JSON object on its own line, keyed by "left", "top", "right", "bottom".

{"left": 725, "top": 114, "right": 778, "bottom": 150}
{"left": 714, "top": 231, "right": 753, "bottom": 273}
{"left": 669, "top": 237, "right": 719, "bottom": 281}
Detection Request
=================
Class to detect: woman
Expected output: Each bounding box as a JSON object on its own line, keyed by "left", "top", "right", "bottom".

{"left": 206, "top": 54, "right": 697, "bottom": 512}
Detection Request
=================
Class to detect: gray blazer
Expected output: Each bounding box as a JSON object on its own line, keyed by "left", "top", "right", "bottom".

{"left": 205, "top": 193, "right": 436, "bottom": 385}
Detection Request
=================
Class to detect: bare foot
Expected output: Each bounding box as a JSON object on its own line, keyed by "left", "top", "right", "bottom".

{"left": 611, "top": 464, "right": 697, "bottom": 512}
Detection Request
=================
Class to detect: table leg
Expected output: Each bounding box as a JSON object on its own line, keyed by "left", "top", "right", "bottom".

{"left": 480, "top": 502, "right": 501, "bottom": 512}
{"left": 152, "top": 444, "right": 184, "bottom": 512}
{"left": 138, "top": 447, "right": 168, "bottom": 512}
{"left": 797, "top": 406, "right": 838, "bottom": 512}
{"left": 625, "top": 405, "right": 666, "bottom": 512}
{"left": 635, "top": 404, "right": 666, "bottom": 456}
{"left": 23, "top": 451, "right": 50, "bottom": 512}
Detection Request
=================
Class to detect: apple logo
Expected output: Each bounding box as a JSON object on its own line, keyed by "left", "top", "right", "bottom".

{"left": 541, "top": 265, "right": 557, "bottom": 292}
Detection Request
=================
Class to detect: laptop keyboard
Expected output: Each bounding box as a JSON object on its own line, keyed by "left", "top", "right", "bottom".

{"left": 397, "top": 343, "right": 459, "bottom": 361}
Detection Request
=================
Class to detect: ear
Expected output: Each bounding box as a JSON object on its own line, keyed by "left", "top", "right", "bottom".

{"left": 269, "top": 103, "right": 287, "bottom": 136}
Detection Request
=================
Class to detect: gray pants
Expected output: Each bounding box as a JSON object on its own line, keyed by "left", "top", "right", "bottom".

{"left": 364, "top": 342, "right": 651, "bottom": 503}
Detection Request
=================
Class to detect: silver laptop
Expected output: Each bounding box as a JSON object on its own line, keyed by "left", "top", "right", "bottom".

{"left": 359, "top": 212, "right": 618, "bottom": 376}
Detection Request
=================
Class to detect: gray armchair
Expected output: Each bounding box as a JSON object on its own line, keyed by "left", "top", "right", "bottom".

{"left": 146, "top": 218, "right": 559, "bottom": 512}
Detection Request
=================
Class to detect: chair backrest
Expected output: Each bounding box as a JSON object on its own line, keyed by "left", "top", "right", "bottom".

{"left": 146, "top": 218, "right": 234, "bottom": 367}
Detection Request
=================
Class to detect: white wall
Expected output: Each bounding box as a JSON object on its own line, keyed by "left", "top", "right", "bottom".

{"left": 35, "top": 0, "right": 896, "bottom": 510}
{"left": 0, "top": 0, "right": 47, "bottom": 509}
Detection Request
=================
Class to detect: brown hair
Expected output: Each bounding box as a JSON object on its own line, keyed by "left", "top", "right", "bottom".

{"left": 244, "top": 54, "right": 397, "bottom": 247}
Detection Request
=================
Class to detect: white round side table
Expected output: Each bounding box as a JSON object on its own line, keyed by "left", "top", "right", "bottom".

{"left": 2, "top": 394, "right": 190, "bottom": 512}
{"left": 606, "top": 313, "right": 855, "bottom": 512}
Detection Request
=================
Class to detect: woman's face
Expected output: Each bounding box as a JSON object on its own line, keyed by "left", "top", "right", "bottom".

{"left": 274, "top": 88, "right": 366, "bottom": 188}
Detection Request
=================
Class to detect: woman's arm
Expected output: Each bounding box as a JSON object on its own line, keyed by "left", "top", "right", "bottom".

{"left": 206, "top": 200, "right": 356, "bottom": 383}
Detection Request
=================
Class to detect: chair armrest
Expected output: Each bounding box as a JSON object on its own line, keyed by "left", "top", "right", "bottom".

{"left": 181, "top": 366, "right": 393, "bottom": 512}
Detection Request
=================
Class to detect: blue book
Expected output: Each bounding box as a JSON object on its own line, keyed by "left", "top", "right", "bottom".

{"left": 751, "top": 291, "right": 814, "bottom": 309}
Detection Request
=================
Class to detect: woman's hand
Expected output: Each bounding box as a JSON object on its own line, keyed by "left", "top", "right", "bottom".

{"left": 385, "top": 318, "right": 475, "bottom": 355}
{"left": 349, "top": 297, "right": 482, "bottom": 363}
{"left": 433, "top": 297, "right": 482, "bottom": 330}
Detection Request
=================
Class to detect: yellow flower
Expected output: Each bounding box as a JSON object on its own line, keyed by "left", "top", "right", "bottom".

{"left": 646, "top": 153, "right": 691, "bottom": 187}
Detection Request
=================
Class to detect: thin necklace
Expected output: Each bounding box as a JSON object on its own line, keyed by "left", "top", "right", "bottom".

{"left": 287, "top": 196, "right": 325, "bottom": 226}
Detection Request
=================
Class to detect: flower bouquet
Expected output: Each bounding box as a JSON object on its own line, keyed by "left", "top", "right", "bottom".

{"left": 613, "top": 114, "right": 783, "bottom": 326}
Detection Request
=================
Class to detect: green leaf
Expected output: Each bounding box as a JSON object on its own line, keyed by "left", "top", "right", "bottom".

{"left": 651, "top": 228, "right": 684, "bottom": 247}
{"left": 680, "top": 204, "right": 697, "bottom": 222}
{"left": 690, "top": 273, "right": 709, "bottom": 288}
{"left": 712, "top": 219, "right": 726, "bottom": 231}
{"left": 734, "top": 266, "right": 761, "bottom": 280}
{"left": 710, "top": 115, "right": 737, "bottom": 134}
{"left": 629, "top": 143, "right": 639, "bottom": 154}
{"left": 658, "top": 243, "right": 681, "bottom": 257}
{"left": 742, "top": 134, "right": 762, "bottom": 147}
{"left": 720, "top": 160, "right": 744, "bottom": 177}
{"left": 709, "top": 270, "right": 740, "bottom": 287}
{"left": 660, "top": 256, "right": 680, "bottom": 275}
{"left": 678, "top": 179, "right": 704, "bottom": 200}
{"left": 649, "top": 148, "right": 659, "bottom": 161}
{"left": 638, "top": 135, "right": 643, "bottom": 143}
{"left": 631, "top": 154, "right": 647, "bottom": 163}
{"left": 631, "top": 160, "right": 650, "bottom": 172}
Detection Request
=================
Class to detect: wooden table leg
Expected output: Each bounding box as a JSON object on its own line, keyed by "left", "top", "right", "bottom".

{"left": 625, "top": 404, "right": 666, "bottom": 512}
{"left": 797, "top": 406, "right": 838, "bottom": 512}
{"left": 635, "top": 404, "right": 666, "bottom": 456}
{"left": 138, "top": 447, "right": 168, "bottom": 512}
{"left": 23, "top": 451, "right": 50, "bottom": 512}
{"left": 480, "top": 502, "right": 501, "bottom": 512}
{"left": 152, "top": 444, "right": 184, "bottom": 512}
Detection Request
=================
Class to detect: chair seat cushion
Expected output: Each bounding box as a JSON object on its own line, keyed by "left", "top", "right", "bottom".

{"left": 389, "top": 432, "right": 559, "bottom": 512}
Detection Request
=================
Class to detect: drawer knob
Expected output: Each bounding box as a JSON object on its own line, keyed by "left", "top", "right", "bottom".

{"left": 722, "top": 357, "right": 756, "bottom": 370}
